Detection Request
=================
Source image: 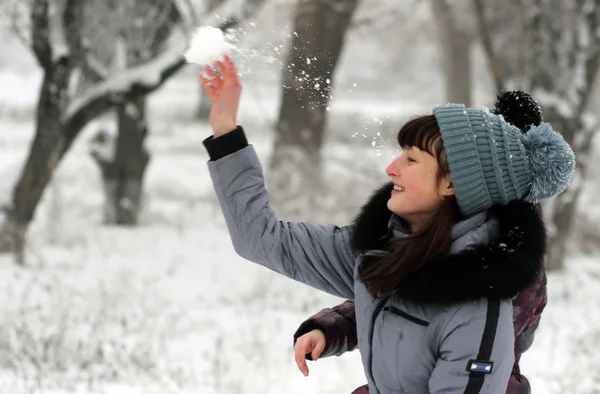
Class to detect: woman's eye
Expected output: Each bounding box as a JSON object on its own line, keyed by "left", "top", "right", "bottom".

{"left": 407, "top": 157, "right": 415, "bottom": 163}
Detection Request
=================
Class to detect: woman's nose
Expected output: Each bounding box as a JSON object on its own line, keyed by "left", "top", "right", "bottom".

{"left": 386, "top": 157, "right": 401, "bottom": 177}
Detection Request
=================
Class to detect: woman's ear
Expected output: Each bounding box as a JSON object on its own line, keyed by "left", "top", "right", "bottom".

{"left": 440, "top": 175, "right": 454, "bottom": 197}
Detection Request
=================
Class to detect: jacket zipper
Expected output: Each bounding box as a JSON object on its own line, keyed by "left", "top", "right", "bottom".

{"left": 368, "top": 296, "right": 390, "bottom": 394}
{"left": 383, "top": 306, "right": 430, "bottom": 326}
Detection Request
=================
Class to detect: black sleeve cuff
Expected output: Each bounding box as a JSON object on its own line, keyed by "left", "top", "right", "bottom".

{"left": 293, "top": 320, "right": 326, "bottom": 361}
{"left": 202, "top": 126, "right": 248, "bottom": 161}
{"left": 293, "top": 321, "right": 326, "bottom": 344}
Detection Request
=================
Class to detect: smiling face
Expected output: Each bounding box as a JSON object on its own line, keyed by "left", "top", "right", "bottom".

{"left": 385, "top": 116, "right": 454, "bottom": 232}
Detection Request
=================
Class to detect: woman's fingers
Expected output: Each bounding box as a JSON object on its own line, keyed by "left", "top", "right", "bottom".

{"left": 199, "top": 57, "right": 243, "bottom": 137}
{"left": 223, "top": 55, "right": 241, "bottom": 87}
{"left": 216, "top": 60, "right": 226, "bottom": 79}
{"left": 202, "top": 65, "right": 223, "bottom": 95}
{"left": 220, "top": 56, "right": 242, "bottom": 119}
{"left": 200, "top": 75, "right": 218, "bottom": 101}
{"left": 311, "top": 339, "right": 325, "bottom": 361}
{"left": 294, "top": 338, "right": 311, "bottom": 376}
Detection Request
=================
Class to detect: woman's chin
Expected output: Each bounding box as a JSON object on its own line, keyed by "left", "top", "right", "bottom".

{"left": 387, "top": 199, "right": 401, "bottom": 215}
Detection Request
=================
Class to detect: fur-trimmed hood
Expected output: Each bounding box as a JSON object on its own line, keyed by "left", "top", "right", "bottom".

{"left": 351, "top": 182, "right": 546, "bottom": 304}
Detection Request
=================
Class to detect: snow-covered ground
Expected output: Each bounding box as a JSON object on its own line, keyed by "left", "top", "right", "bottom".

{"left": 0, "top": 9, "right": 599, "bottom": 393}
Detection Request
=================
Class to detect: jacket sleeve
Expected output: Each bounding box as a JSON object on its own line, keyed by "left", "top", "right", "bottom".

{"left": 293, "top": 300, "right": 358, "bottom": 359}
{"left": 204, "top": 128, "right": 356, "bottom": 299}
{"left": 428, "top": 300, "right": 514, "bottom": 394}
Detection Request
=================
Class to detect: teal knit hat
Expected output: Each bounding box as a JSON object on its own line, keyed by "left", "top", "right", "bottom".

{"left": 433, "top": 104, "right": 575, "bottom": 217}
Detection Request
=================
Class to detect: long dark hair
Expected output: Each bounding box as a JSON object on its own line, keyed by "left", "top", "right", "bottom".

{"left": 359, "top": 115, "right": 460, "bottom": 296}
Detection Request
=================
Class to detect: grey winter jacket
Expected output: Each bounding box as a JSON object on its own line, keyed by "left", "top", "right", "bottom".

{"left": 204, "top": 128, "right": 545, "bottom": 394}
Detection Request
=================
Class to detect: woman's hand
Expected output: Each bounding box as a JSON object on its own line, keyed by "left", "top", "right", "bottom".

{"left": 294, "top": 329, "right": 326, "bottom": 376}
{"left": 200, "top": 55, "right": 242, "bottom": 137}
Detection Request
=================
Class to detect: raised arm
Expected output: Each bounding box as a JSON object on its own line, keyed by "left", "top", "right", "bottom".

{"left": 201, "top": 57, "right": 356, "bottom": 299}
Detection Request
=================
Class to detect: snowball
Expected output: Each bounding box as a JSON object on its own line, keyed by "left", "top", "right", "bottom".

{"left": 184, "top": 26, "right": 235, "bottom": 66}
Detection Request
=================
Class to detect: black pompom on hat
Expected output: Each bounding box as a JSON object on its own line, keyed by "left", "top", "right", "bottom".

{"left": 492, "top": 90, "right": 543, "bottom": 131}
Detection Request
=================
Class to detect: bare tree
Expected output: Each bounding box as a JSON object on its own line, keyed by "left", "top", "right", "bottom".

{"left": 86, "top": 0, "right": 179, "bottom": 225}
{"left": 431, "top": 0, "right": 473, "bottom": 105}
{"left": 270, "top": 0, "right": 360, "bottom": 219}
{"left": 473, "top": 0, "right": 600, "bottom": 270}
{"left": 0, "top": 0, "right": 268, "bottom": 263}
{"left": 0, "top": 0, "right": 85, "bottom": 264}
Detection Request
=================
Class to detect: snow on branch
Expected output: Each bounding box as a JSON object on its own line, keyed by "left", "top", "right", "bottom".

{"left": 30, "top": 0, "right": 83, "bottom": 69}
{"left": 64, "top": 0, "right": 267, "bottom": 120}
{"left": 59, "top": 0, "right": 268, "bottom": 158}
{"left": 84, "top": 53, "right": 110, "bottom": 81}
{"left": 47, "top": 0, "right": 70, "bottom": 63}
{"left": 64, "top": 43, "right": 187, "bottom": 122}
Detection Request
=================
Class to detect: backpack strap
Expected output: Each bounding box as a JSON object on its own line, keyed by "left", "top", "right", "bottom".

{"left": 464, "top": 299, "right": 501, "bottom": 394}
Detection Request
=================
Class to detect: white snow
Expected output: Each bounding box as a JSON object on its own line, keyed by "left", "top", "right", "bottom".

{"left": 184, "top": 26, "right": 235, "bottom": 66}
{"left": 1, "top": 79, "right": 598, "bottom": 393}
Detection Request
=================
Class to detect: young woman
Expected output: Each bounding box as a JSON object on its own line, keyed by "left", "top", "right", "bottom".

{"left": 200, "top": 56, "right": 575, "bottom": 394}
{"left": 292, "top": 91, "right": 548, "bottom": 394}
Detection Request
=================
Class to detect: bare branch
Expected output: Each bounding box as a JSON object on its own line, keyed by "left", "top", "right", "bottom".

{"left": 46, "top": 0, "right": 69, "bottom": 63}
{"left": 528, "top": 0, "right": 554, "bottom": 93}
{"left": 61, "top": 0, "right": 83, "bottom": 64}
{"left": 148, "top": 1, "right": 178, "bottom": 54}
{"left": 204, "top": 0, "right": 266, "bottom": 29}
{"left": 472, "top": 0, "right": 505, "bottom": 92}
{"left": 9, "top": 24, "right": 30, "bottom": 49}
{"left": 63, "top": 44, "right": 186, "bottom": 124}
{"left": 170, "top": 0, "right": 198, "bottom": 34}
{"left": 3, "top": 1, "right": 32, "bottom": 48}
{"left": 149, "top": 2, "right": 180, "bottom": 56}
{"left": 575, "top": 0, "right": 600, "bottom": 116}
{"left": 30, "top": 0, "right": 83, "bottom": 68}
{"left": 30, "top": 0, "right": 51, "bottom": 68}
{"left": 84, "top": 53, "right": 110, "bottom": 80}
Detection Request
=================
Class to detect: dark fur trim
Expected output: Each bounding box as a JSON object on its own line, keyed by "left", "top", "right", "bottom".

{"left": 350, "top": 182, "right": 394, "bottom": 252}
{"left": 351, "top": 183, "right": 546, "bottom": 304}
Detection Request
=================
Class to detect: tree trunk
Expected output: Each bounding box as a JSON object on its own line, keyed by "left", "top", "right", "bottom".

{"left": 93, "top": 157, "right": 119, "bottom": 225}
{"left": 431, "top": 0, "right": 472, "bottom": 105}
{"left": 546, "top": 186, "right": 581, "bottom": 271}
{"left": 0, "top": 63, "right": 71, "bottom": 264}
{"left": 94, "top": 99, "right": 149, "bottom": 225}
{"left": 91, "top": 21, "right": 154, "bottom": 225}
{"left": 0, "top": 0, "right": 83, "bottom": 263}
{"left": 269, "top": 0, "right": 359, "bottom": 219}
{"left": 544, "top": 112, "right": 593, "bottom": 271}
{"left": 113, "top": 99, "right": 149, "bottom": 225}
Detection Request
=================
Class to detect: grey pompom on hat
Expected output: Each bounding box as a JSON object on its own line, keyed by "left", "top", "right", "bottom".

{"left": 433, "top": 104, "right": 575, "bottom": 217}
